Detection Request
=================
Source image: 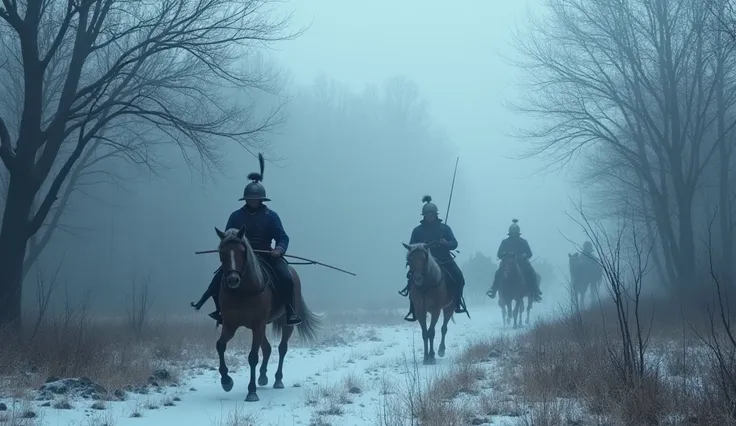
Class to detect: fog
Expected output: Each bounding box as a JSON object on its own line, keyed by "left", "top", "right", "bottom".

{"left": 5, "top": 0, "right": 583, "bottom": 317}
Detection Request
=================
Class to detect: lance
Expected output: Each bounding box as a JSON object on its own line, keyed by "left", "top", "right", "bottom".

{"left": 194, "top": 248, "right": 356, "bottom": 276}
{"left": 445, "top": 156, "right": 460, "bottom": 258}
{"left": 445, "top": 157, "right": 459, "bottom": 224}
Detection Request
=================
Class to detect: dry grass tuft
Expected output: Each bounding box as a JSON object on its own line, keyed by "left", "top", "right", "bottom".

{"left": 211, "top": 404, "right": 261, "bottom": 426}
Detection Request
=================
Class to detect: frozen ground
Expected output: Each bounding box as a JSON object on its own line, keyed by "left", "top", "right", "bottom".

{"left": 1, "top": 302, "right": 550, "bottom": 426}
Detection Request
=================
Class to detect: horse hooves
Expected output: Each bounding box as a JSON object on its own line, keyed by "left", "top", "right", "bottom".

{"left": 221, "top": 376, "right": 234, "bottom": 392}
{"left": 438, "top": 348, "right": 445, "bottom": 358}
{"left": 245, "top": 392, "right": 259, "bottom": 402}
{"left": 273, "top": 381, "right": 284, "bottom": 389}
{"left": 258, "top": 375, "right": 268, "bottom": 387}
{"left": 423, "top": 358, "right": 436, "bottom": 365}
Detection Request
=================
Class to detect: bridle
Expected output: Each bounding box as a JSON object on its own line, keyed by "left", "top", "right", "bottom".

{"left": 219, "top": 236, "right": 247, "bottom": 284}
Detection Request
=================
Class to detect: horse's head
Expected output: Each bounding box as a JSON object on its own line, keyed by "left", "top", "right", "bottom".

{"left": 403, "top": 242, "right": 433, "bottom": 286}
{"left": 499, "top": 252, "right": 519, "bottom": 277}
{"left": 215, "top": 226, "right": 249, "bottom": 289}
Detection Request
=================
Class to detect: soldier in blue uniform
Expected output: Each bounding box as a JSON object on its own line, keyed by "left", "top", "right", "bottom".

{"left": 398, "top": 196, "right": 467, "bottom": 322}
{"left": 191, "top": 154, "right": 302, "bottom": 326}
{"left": 487, "top": 219, "right": 542, "bottom": 302}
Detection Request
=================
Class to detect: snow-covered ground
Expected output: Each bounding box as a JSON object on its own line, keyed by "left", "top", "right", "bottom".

{"left": 0, "top": 303, "right": 545, "bottom": 426}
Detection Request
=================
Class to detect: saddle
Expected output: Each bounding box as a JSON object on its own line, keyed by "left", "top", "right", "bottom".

{"left": 255, "top": 255, "right": 280, "bottom": 296}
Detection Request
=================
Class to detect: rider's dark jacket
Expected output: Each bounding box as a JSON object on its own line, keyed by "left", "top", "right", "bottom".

{"left": 225, "top": 205, "right": 289, "bottom": 253}
{"left": 497, "top": 236, "right": 532, "bottom": 259}
{"left": 409, "top": 219, "right": 458, "bottom": 261}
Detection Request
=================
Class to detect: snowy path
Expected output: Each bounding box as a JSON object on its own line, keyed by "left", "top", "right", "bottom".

{"left": 12, "top": 304, "right": 534, "bottom": 426}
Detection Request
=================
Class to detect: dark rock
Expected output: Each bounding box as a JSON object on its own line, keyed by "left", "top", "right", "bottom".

{"left": 348, "top": 386, "right": 362, "bottom": 394}
{"left": 0, "top": 403, "right": 6, "bottom": 411}
{"left": 39, "top": 377, "right": 107, "bottom": 401}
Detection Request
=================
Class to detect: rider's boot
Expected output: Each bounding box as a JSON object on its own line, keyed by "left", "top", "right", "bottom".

{"left": 398, "top": 283, "right": 410, "bottom": 297}
{"left": 530, "top": 272, "right": 542, "bottom": 302}
{"left": 399, "top": 273, "right": 411, "bottom": 296}
{"left": 285, "top": 304, "right": 302, "bottom": 326}
{"left": 404, "top": 300, "right": 417, "bottom": 322}
{"left": 454, "top": 286, "right": 467, "bottom": 314}
{"left": 487, "top": 280, "right": 499, "bottom": 299}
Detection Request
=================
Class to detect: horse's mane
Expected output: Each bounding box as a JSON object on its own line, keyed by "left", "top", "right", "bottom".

{"left": 406, "top": 243, "right": 443, "bottom": 285}
{"left": 220, "top": 228, "right": 264, "bottom": 286}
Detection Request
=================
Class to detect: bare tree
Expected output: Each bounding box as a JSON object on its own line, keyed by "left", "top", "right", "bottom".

{"left": 572, "top": 203, "right": 654, "bottom": 386}
{"left": 0, "top": 0, "right": 293, "bottom": 327}
{"left": 512, "top": 0, "right": 736, "bottom": 293}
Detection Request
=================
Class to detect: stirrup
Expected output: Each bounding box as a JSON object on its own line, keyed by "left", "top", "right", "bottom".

{"left": 404, "top": 312, "right": 417, "bottom": 322}
{"left": 398, "top": 287, "right": 410, "bottom": 297}
{"left": 286, "top": 314, "right": 302, "bottom": 325}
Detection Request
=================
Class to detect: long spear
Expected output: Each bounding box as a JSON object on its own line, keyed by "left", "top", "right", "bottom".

{"left": 194, "top": 248, "right": 356, "bottom": 276}
{"left": 445, "top": 157, "right": 459, "bottom": 224}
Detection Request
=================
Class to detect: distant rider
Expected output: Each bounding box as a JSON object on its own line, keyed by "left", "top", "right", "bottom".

{"left": 487, "top": 219, "right": 542, "bottom": 302}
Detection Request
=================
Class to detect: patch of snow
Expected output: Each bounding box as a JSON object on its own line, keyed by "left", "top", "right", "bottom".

{"left": 1, "top": 302, "right": 534, "bottom": 426}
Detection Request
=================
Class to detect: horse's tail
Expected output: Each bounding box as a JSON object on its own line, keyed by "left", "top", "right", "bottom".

{"left": 273, "top": 295, "right": 321, "bottom": 343}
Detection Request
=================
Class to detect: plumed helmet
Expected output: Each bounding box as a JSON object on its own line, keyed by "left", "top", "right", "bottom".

{"left": 508, "top": 219, "right": 521, "bottom": 235}
{"left": 239, "top": 153, "right": 271, "bottom": 202}
{"left": 421, "top": 195, "right": 439, "bottom": 216}
{"left": 582, "top": 241, "right": 593, "bottom": 253}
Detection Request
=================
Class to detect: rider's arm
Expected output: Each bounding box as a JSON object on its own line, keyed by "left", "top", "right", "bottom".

{"left": 496, "top": 240, "right": 506, "bottom": 259}
{"left": 225, "top": 210, "right": 240, "bottom": 230}
{"left": 523, "top": 239, "right": 533, "bottom": 258}
{"left": 409, "top": 227, "right": 420, "bottom": 245}
{"left": 270, "top": 211, "right": 289, "bottom": 254}
{"left": 443, "top": 225, "right": 458, "bottom": 250}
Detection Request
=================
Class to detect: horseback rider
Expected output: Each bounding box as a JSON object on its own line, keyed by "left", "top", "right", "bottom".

{"left": 399, "top": 195, "right": 467, "bottom": 322}
{"left": 578, "top": 240, "right": 599, "bottom": 272}
{"left": 487, "top": 219, "right": 542, "bottom": 302}
{"left": 191, "top": 155, "right": 302, "bottom": 327}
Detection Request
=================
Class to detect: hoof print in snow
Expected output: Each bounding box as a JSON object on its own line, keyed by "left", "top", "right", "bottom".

{"left": 469, "top": 417, "right": 490, "bottom": 425}
{"left": 348, "top": 386, "right": 362, "bottom": 394}
{"left": 173, "top": 397, "right": 182, "bottom": 402}
{"left": 189, "top": 387, "right": 197, "bottom": 391}
{"left": 293, "top": 383, "right": 302, "bottom": 388}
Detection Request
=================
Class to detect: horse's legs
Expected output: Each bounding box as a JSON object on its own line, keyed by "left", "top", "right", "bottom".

{"left": 437, "top": 307, "right": 453, "bottom": 358}
{"left": 525, "top": 298, "right": 532, "bottom": 325}
{"left": 274, "top": 324, "right": 294, "bottom": 389}
{"left": 258, "top": 335, "right": 272, "bottom": 387}
{"left": 416, "top": 307, "right": 431, "bottom": 364}
{"left": 512, "top": 300, "right": 520, "bottom": 329}
{"left": 426, "top": 310, "right": 440, "bottom": 362}
{"left": 216, "top": 324, "right": 236, "bottom": 392}
{"left": 245, "top": 323, "right": 266, "bottom": 402}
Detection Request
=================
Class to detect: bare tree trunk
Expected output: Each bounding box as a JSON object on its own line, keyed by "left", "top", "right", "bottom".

{"left": 0, "top": 173, "right": 36, "bottom": 327}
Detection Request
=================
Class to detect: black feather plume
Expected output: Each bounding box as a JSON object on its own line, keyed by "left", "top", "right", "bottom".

{"left": 422, "top": 195, "right": 432, "bottom": 203}
{"left": 247, "top": 153, "right": 266, "bottom": 182}
{"left": 512, "top": 218, "right": 519, "bottom": 224}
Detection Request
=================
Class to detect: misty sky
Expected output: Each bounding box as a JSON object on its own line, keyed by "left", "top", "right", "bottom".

{"left": 273, "top": 0, "right": 576, "bottom": 259}
{"left": 25, "top": 0, "right": 587, "bottom": 313}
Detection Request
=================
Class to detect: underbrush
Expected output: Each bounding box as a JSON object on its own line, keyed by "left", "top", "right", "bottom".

{"left": 513, "top": 298, "right": 736, "bottom": 425}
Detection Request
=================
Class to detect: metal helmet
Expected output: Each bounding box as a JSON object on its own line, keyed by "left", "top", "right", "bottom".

{"left": 508, "top": 219, "right": 521, "bottom": 236}
{"left": 421, "top": 195, "right": 439, "bottom": 216}
{"left": 238, "top": 153, "right": 271, "bottom": 202}
{"left": 582, "top": 241, "right": 593, "bottom": 253}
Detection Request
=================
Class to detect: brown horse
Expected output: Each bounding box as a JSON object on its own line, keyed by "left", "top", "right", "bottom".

{"left": 403, "top": 242, "right": 455, "bottom": 365}
{"left": 214, "top": 226, "right": 320, "bottom": 402}
{"left": 497, "top": 252, "right": 528, "bottom": 329}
